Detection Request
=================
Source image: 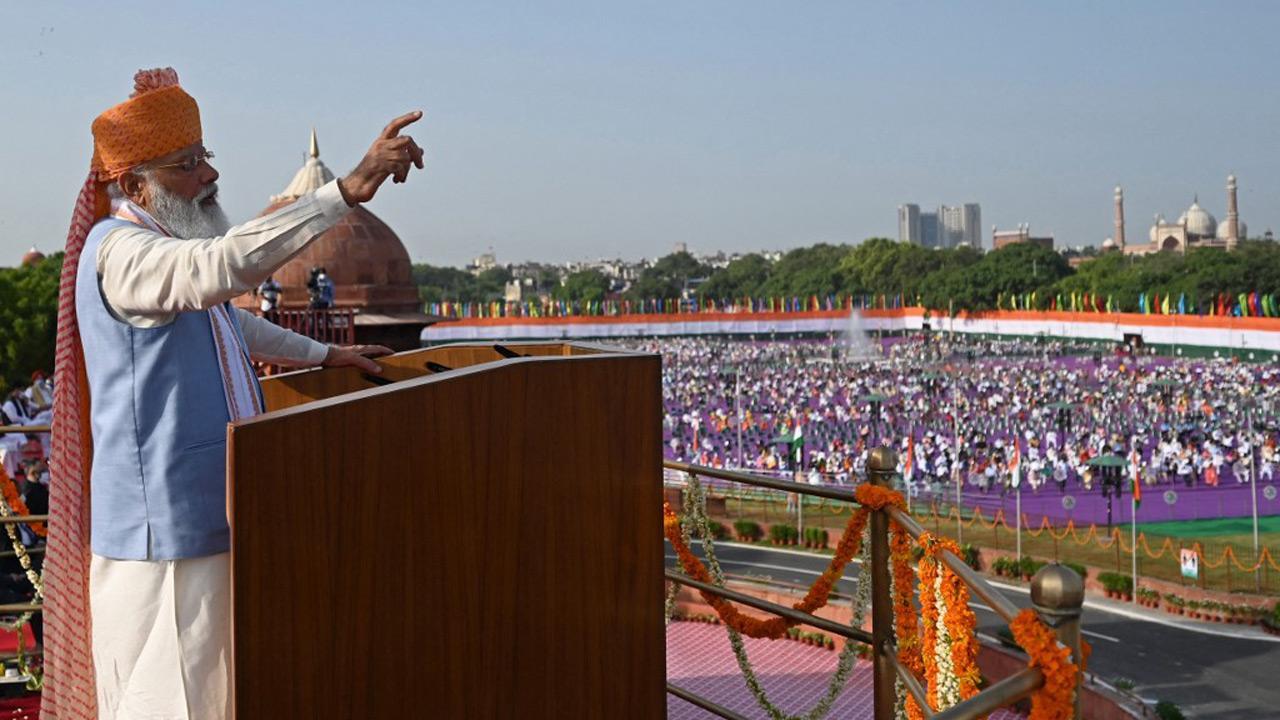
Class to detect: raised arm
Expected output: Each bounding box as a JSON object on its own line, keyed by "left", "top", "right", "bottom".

{"left": 99, "top": 111, "right": 426, "bottom": 327}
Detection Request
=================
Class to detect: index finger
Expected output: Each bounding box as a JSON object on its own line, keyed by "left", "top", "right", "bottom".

{"left": 382, "top": 110, "right": 424, "bottom": 139}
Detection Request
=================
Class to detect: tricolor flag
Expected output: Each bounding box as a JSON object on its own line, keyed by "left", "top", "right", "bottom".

{"left": 903, "top": 435, "right": 915, "bottom": 482}
{"left": 1009, "top": 440, "right": 1022, "bottom": 488}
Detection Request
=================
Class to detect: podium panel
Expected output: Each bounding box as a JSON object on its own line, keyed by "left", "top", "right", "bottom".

{"left": 259, "top": 341, "right": 619, "bottom": 411}
{"left": 228, "top": 347, "right": 663, "bottom": 718}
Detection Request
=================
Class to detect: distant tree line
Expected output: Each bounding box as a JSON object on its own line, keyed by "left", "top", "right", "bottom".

{"left": 0, "top": 254, "right": 61, "bottom": 391}
{"left": 413, "top": 239, "right": 1280, "bottom": 315}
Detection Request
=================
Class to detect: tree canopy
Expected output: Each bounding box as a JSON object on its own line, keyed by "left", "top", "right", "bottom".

{"left": 0, "top": 254, "right": 62, "bottom": 391}
{"left": 552, "top": 269, "right": 610, "bottom": 302}
{"left": 625, "top": 251, "right": 710, "bottom": 301}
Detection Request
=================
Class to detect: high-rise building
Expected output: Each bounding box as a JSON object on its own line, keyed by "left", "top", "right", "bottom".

{"left": 920, "top": 212, "right": 940, "bottom": 248}
{"left": 899, "top": 202, "right": 981, "bottom": 249}
{"left": 897, "top": 204, "right": 921, "bottom": 244}
{"left": 963, "top": 203, "right": 981, "bottom": 248}
{"left": 939, "top": 204, "right": 982, "bottom": 248}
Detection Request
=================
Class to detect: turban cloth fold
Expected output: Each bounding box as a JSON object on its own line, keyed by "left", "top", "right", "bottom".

{"left": 43, "top": 67, "right": 201, "bottom": 720}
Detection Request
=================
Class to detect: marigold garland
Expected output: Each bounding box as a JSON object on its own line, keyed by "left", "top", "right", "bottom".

{"left": 1010, "top": 608, "right": 1089, "bottom": 720}
{"left": 664, "top": 482, "right": 906, "bottom": 640}
{"left": 890, "top": 523, "right": 924, "bottom": 720}
{"left": 0, "top": 466, "right": 46, "bottom": 537}
{"left": 853, "top": 483, "right": 907, "bottom": 511}
{"left": 670, "top": 475, "right": 871, "bottom": 720}
{"left": 665, "top": 500, "right": 869, "bottom": 638}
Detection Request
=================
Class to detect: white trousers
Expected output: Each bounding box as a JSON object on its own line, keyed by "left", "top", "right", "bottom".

{"left": 89, "top": 553, "right": 230, "bottom": 720}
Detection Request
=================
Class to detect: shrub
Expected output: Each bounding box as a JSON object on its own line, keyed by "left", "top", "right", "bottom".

{"left": 770, "top": 524, "right": 798, "bottom": 545}
{"left": 1112, "top": 676, "right": 1136, "bottom": 691}
{"left": 960, "top": 543, "right": 981, "bottom": 570}
{"left": 707, "top": 521, "right": 728, "bottom": 541}
{"left": 992, "top": 557, "right": 1014, "bottom": 576}
{"left": 1098, "top": 572, "right": 1133, "bottom": 595}
{"left": 1018, "top": 556, "right": 1046, "bottom": 579}
{"left": 733, "top": 520, "right": 763, "bottom": 542}
{"left": 1155, "top": 700, "right": 1186, "bottom": 720}
{"left": 803, "top": 527, "right": 830, "bottom": 549}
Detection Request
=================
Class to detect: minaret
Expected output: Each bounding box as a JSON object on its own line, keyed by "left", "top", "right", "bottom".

{"left": 1113, "top": 185, "right": 1125, "bottom": 250}
{"left": 1225, "top": 174, "right": 1240, "bottom": 249}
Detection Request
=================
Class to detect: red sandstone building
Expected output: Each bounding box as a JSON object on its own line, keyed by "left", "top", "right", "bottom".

{"left": 991, "top": 224, "right": 1054, "bottom": 251}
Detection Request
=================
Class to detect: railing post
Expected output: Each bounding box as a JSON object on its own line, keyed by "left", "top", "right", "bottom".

{"left": 1031, "top": 564, "right": 1085, "bottom": 720}
{"left": 868, "top": 446, "right": 898, "bottom": 720}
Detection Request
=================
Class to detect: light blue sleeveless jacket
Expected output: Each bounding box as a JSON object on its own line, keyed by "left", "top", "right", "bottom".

{"left": 77, "top": 217, "right": 258, "bottom": 560}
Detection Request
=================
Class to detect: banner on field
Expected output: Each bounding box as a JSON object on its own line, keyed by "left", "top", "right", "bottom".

{"left": 1179, "top": 548, "right": 1200, "bottom": 579}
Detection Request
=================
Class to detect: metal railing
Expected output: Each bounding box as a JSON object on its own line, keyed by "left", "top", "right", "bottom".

{"left": 0, "top": 421, "right": 48, "bottom": 623}
{"left": 0, "top": 425, "right": 50, "bottom": 435}
{"left": 664, "top": 447, "right": 1086, "bottom": 720}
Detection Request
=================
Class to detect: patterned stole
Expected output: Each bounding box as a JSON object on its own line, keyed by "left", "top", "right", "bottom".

{"left": 110, "top": 200, "right": 264, "bottom": 420}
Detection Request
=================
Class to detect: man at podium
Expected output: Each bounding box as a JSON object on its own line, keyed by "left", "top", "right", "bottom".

{"left": 44, "top": 67, "right": 424, "bottom": 720}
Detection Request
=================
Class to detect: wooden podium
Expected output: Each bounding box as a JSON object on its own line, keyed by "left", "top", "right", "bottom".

{"left": 227, "top": 342, "right": 664, "bottom": 718}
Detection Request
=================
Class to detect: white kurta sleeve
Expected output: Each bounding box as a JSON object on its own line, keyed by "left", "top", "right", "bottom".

{"left": 97, "top": 180, "right": 350, "bottom": 328}
{"left": 234, "top": 308, "right": 330, "bottom": 367}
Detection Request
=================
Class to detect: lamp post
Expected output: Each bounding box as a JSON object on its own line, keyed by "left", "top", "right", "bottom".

{"left": 861, "top": 393, "right": 888, "bottom": 448}
{"left": 1089, "top": 454, "right": 1127, "bottom": 530}
{"left": 1049, "top": 402, "right": 1075, "bottom": 449}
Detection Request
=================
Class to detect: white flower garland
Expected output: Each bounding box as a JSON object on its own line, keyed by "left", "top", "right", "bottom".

{"left": 674, "top": 474, "right": 870, "bottom": 720}
{"left": 932, "top": 570, "right": 961, "bottom": 708}
{"left": 0, "top": 493, "right": 44, "bottom": 689}
{"left": 0, "top": 494, "right": 42, "bottom": 598}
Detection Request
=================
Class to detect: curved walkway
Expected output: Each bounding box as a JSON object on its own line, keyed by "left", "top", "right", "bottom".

{"left": 666, "top": 621, "right": 1025, "bottom": 719}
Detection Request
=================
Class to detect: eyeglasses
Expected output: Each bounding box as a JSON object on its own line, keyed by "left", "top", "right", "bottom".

{"left": 150, "top": 149, "right": 215, "bottom": 173}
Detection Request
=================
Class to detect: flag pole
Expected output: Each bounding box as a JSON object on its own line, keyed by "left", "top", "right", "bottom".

{"left": 953, "top": 377, "right": 963, "bottom": 545}
{"left": 1127, "top": 489, "right": 1137, "bottom": 604}
{"left": 1016, "top": 482, "right": 1022, "bottom": 560}
{"left": 1250, "top": 405, "right": 1261, "bottom": 590}
{"left": 735, "top": 367, "right": 743, "bottom": 469}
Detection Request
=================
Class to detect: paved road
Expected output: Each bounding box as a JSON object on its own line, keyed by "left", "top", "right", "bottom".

{"left": 666, "top": 541, "right": 1280, "bottom": 719}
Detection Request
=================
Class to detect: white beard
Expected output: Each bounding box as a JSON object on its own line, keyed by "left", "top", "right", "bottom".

{"left": 148, "top": 182, "right": 231, "bottom": 239}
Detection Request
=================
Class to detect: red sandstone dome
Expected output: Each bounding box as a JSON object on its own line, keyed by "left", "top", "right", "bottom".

{"left": 21, "top": 247, "right": 46, "bottom": 267}
{"left": 256, "top": 199, "right": 419, "bottom": 313}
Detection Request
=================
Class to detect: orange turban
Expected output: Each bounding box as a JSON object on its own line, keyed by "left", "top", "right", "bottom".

{"left": 90, "top": 67, "right": 202, "bottom": 182}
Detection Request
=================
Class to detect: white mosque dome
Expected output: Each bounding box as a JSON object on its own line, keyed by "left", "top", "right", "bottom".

{"left": 1217, "top": 219, "right": 1248, "bottom": 240}
{"left": 1177, "top": 198, "right": 1217, "bottom": 237}
{"left": 1102, "top": 237, "right": 1116, "bottom": 250}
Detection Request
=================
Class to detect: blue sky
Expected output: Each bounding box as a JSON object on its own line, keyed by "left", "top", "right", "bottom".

{"left": 1, "top": 1, "right": 1277, "bottom": 267}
